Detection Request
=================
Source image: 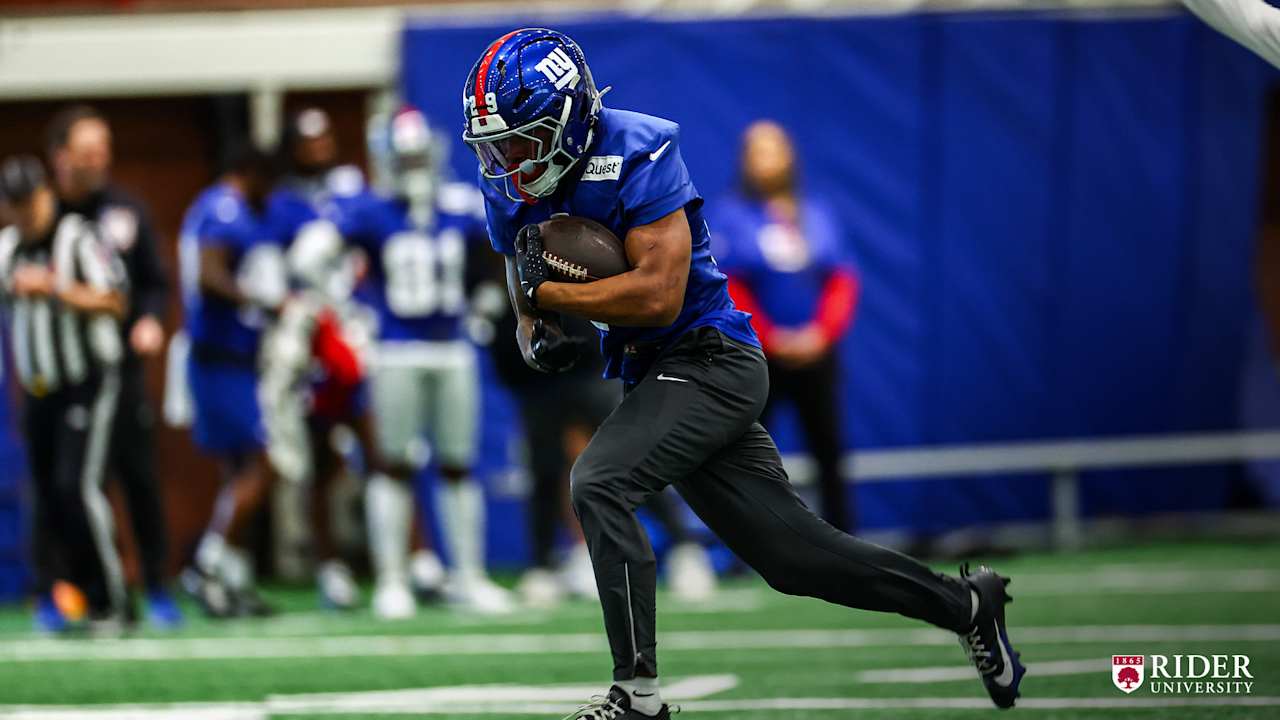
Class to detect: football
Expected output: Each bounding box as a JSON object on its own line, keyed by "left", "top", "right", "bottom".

{"left": 537, "top": 215, "right": 630, "bottom": 282}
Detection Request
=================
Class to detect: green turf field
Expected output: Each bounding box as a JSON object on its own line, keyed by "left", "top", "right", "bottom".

{"left": 0, "top": 540, "right": 1277, "bottom": 719}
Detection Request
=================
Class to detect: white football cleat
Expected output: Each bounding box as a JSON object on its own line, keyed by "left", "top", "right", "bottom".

{"left": 560, "top": 542, "right": 599, "bottom": 601}
{"left": 317, "top": 560, "right": 359, "bottom": 611}
{"left": 446, "top": 574, "right": 516, "bottom": 615}
{"left": 667, "top": 542, "right": 717, "bottom": 602}
{"left": 518, "top": 567, "right": 565, "bottom": 609}
{"left": 372, "top": 581, "right": 416, "bottom": 620}
{"left": 409, "top": 549, "right": 446, "bottom": 601}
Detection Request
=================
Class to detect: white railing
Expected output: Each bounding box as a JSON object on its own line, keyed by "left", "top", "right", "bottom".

{"left": 785, "top": 430, "right": 1280, "bottom": 549}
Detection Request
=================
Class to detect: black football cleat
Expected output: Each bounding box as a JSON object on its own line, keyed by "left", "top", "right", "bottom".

{"left": 562, "top": 686, "right": 675, "bottom": 719}
{"left": 959, "top": 564, "right": 1026, "bottom": 709}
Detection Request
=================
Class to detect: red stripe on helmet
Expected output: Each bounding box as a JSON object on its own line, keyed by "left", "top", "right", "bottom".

{"left": 474, "top": 30, "right": 520, "bottom": 117}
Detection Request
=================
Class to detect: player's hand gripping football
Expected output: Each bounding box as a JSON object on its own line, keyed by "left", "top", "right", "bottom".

{"left": 514, "top": 223, "right": 550, "bottom": 307}
{"left": 525, "top": 317, "right": 582, "bottom": 373}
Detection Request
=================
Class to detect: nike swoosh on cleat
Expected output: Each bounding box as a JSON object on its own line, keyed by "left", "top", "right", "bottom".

{"left": 633, "top": 692, "right": 655, "bottom": 697}
{"left": 649, "top": 141, "right": 672, "bottom": 162}
{"left": 992, "top": 621, "right": 1016, "bottom": 687}
{"left": 656, "top": 373, "right": 688, "bottom": 383}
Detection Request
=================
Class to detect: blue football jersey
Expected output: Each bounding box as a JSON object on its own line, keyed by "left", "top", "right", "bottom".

{"left": 179, "top": 183, "right": 274, "bottom": 358}
{"left": 481, "top": 108, "right": 758, "bottom": 383}
{"left": 264, "top": 166, "right": 371, "bottom": 255}
{"left": 334, "top": 184, "right": 485, "bottom": 343}
{"left": 709, "top": 193, "right": 856, "bottom": 328}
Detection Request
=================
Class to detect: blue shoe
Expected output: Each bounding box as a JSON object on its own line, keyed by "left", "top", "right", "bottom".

{"left": 33, "top": 595, "right": 67, "bottom": 634}
{"left": 146, "top": 589, "right": 184, "bottom": 630}
{"left": 959, "top": 564, "right": 1026, "bottom": 709}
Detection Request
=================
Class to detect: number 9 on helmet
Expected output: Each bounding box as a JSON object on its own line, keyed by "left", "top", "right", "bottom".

{"left": 461, "top": 28, "right": 606, "bottom": 203}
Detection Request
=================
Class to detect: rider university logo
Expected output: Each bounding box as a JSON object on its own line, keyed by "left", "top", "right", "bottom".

{"left": 1113, "top": 655, "right": 1145, "bottom": 693}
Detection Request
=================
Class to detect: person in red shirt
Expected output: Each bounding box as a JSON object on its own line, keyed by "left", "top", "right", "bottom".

{"left": 711, "top": 120, "right": 860, "bottom": 531}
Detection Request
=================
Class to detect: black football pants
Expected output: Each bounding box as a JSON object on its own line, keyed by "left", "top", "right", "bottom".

{"left": 570, "top": 328, "right": 972, "bottom": 681}
{"left": 26, "top": 373, "right": 127, "bottom": 616}
{"left": 515, "top": 374, "right": 693, "bottom": 570}
{"left": 109, "top": 363, "right": 170, "bottom": 592}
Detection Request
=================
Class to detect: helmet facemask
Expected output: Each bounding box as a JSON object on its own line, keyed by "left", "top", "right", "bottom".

{"left": 468, "top": 96, "right": 578, "bottom": 202}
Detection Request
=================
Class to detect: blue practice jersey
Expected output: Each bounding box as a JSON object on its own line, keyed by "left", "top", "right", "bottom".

{"left": 709, "top": 193, "right": 856, "bottom": 328}
{"left": 179, "top": 183, "right": 274, "bottom": 358}
{"left": 339, "top": 184, "right": 486, "bottom": 343}
{"left": 268, "top": 172, "right": 482, "bottom": 343}
{"left": 481, "top": 108, "right": 758, "bottom": 383}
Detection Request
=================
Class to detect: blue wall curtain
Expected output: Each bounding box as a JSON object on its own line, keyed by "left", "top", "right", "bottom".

{"left": 399, "top": 10, "right": 1274, "bottom": 548}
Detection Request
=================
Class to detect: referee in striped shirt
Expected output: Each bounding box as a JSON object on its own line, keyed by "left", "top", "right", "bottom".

{"left": 0, "top": 155, "right": 128, "bottom": 628}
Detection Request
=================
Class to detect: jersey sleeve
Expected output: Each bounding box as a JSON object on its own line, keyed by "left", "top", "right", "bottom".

{"left": 618, "top": 124, "right": 700, "bottom": 230}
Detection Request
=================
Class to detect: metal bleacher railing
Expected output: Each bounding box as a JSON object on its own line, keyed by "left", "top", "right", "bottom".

{"left": 803, "top": 430, "right": 1280, "bottom": 550}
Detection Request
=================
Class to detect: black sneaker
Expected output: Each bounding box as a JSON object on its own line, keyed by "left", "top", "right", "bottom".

{"left": 959, "top": 563, "right": 1025, "bottom": 709}
{"left": 562, "top": 686, "right": 674, "bottom": 719}
{"left": 179, "top": 567, "right": 235, "bottom": 619}
{"left": 232, "top": 586, "right": 277, "bottom": 618}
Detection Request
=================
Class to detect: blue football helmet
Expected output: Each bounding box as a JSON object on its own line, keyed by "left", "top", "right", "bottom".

{"left": 461, "top": 28, "right": 605, "bottom": 202}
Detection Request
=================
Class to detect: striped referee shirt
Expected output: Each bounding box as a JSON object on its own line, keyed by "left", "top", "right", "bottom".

{"left": 0, "top": 214, "right": 125, "bottom": 395}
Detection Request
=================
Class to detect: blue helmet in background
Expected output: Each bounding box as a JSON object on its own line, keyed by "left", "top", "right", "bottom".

{"left": 461, "top": 28, "right": 605, "bottom": 202}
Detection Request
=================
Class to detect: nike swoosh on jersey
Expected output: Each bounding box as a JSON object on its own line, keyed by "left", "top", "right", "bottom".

{"left": 656, "top": 373, "right": 688, "bottom": 383}
{"left": 649, "top": 140, "right": 673, "bottom": 162}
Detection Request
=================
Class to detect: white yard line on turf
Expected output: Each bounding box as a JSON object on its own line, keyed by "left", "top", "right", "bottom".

{"left": 2, "top": 625, "right": 1279, "bottom": 663}
{"left": 266, "top": 674, "right": 739, "bottom": 714}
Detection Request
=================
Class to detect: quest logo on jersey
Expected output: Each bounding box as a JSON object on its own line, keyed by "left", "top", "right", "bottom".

{"left": 582, "top": 155, "right": 623, "bottom": 182}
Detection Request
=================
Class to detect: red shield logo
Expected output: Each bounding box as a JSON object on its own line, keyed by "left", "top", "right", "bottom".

{"left": 1113, "top": 655, "right": 1145, "bottom": 693}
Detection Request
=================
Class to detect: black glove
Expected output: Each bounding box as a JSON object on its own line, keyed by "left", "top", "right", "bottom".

{"left": 526, "top": 318, "right": 582, "bottom": 373}
{"left": 514, "top": 223, "right": 549, "bottom": 307}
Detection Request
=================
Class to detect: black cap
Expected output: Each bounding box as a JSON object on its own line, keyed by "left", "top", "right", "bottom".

{"left": 0, "top": 155, "right": 46, "bottom": 203}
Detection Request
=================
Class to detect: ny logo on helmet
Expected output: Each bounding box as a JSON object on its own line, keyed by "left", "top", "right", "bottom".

{"left": 535, "top": 47, "right": 579, "bottom": 90}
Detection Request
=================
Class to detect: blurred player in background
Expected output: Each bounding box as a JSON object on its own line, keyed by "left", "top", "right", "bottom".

{"left": 45, "top": 105, "right": 181, "bottom": 626}
{"left": 353, "top": 104, "right": 513, "bottom": 616}
{"left": 0, "top": 156, "right": 128, "bottom": 631}
{"left": 179, "top": 145, "right": 283, "bottom": 618}
{"left": 265, "top": 108, "right": 445, "bottom": 618}
{"left": 711, "top": 120, "right": 860, "bottom": 532}
{"left": 465, "top": 28, "right": 1024, "bottom": 717}
{"left": 258, "top": 219, "right": 374, "bottom": 612}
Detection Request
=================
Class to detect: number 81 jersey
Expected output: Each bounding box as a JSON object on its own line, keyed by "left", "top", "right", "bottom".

{"left": 338, "top": 184, "right": 486, "bottom": 343}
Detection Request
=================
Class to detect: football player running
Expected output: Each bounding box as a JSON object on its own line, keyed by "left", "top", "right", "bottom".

{"left": 353, "top": 105, "right": 514, "bottom": 616}
{"left": 258, "top": 218, "right": 374, "bottom": 612}
{"left": 463, "top": 29, "right": 1026, "bottom": 718}
{"left": 179, "top": 145, "right": 284, "bottom": 618}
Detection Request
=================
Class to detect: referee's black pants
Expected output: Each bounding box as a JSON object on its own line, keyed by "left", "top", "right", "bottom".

{"left": 109, "top": 361, "right": 169, "bottom": 592}
{"left": 26, "top": 373, "right": 127, "bottom": 616}
{"left": 765, "top": 351, "right": 851, "bottom": 531}
{"left": 570, "top": 328, "right": 972, "bottom": 681}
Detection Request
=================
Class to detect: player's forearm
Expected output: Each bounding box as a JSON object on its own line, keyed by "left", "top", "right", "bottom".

{"left": 1184, "top": 0, "right": 1280, "bottom": 69}
{"left": 59, "top": 284, "right": 127, "bottom": 320}
{"left": 536, "top": 268, "right": 684, "bottom": 327}
{"left": 506, "top": 256, "right": 552, "bottom": 358}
